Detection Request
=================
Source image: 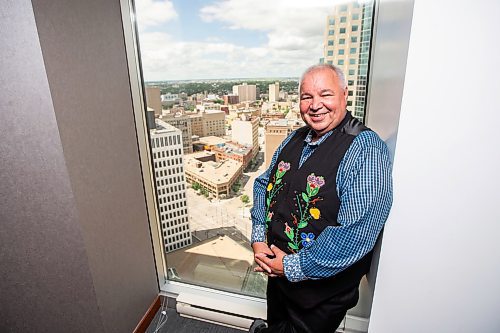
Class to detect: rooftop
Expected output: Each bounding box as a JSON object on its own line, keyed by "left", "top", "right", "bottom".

{"left": 184, "top": 152, "right": 241, "bottom": 184}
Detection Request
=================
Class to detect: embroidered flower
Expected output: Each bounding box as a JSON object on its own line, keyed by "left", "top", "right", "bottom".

{"left": 301, "top": 232, "right": 315, "bottom": 247}
{"left": 278, "top": 161, "right": 290, "bottom": 172}
{"left": 267, "top": 183, "right": 273, "bottom": 191}
{"left": 284, "top": 223, "right": 294, "bottom": 241}
{"left": 306, "top": 173, "right": 325, "bottom": 197}
{"left": 268, "top": 211, "right": 274, "bottom": 220}
{"left": 309, "top": 207, "right": 320, "bottom": 220}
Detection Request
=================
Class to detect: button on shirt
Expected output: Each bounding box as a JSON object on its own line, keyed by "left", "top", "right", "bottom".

{"left": 251, "top": 128, "right": 393, "bottom": 282}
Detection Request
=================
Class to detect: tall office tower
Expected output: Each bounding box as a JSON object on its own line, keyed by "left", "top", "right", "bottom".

{"left": 232, "top": 83, "right": 257, "bottom": 102}
{"left": 145, "top": 86, "right": 162, "bottom": 117}
{"left": 150, "top": 120, "right": 192, "bottom": 253}
{"left": 264, "top": 119, "right": 304, "bottom": 168}
{"left": 161, "top": 114, "right": 193, "bottom": 154}
{"left": 269, "top": 82, "right": 280, "bottom": 102}
{"left": 232, "top": 116, "right": 260, "bottom": 159}
{"left": 322, "top": 1, "right": 373, "bottom": 122}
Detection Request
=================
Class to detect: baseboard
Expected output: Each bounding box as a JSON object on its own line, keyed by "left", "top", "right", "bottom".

{"left": 133, "top": 295, "right": 161, "bottom": 333}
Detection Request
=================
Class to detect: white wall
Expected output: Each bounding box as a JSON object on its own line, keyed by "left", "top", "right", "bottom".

{"left": 369, "top": 1, "right": 500, "bottom": 332}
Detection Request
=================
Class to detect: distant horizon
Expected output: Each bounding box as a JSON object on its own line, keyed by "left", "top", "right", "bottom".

{"left": 145, "top": 76, "right": 300, "bottom": 84}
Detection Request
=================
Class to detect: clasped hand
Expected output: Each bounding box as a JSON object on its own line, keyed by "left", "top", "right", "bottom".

{"left": 252, "top": 242, "right": 286, "bottom": 278}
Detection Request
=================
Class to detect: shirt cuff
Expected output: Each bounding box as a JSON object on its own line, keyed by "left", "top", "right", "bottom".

{"left": 251, "top": 224, "right": 266, "bottom": 244}
{"left": 283, "top": 253, "right": 308, "bottom": 282}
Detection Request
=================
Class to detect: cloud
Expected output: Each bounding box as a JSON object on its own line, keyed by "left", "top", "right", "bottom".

{"left": 137, "top": 0, "right": 357, "bottom": 80}
{"left": 135, "top": 0, "right": 178, "bottom": 30}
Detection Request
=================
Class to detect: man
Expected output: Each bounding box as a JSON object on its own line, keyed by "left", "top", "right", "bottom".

{"left": 249, "top": 64, "right": 393, "bottom": 333}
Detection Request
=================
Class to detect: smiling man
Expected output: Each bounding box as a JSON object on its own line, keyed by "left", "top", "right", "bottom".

{"left": 249, "top": 64, "right": 393, "bottom": 333}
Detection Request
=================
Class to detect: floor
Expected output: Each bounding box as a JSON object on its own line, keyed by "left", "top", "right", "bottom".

{"left": 146, "top": 307, "right": 244, "bottom": 333}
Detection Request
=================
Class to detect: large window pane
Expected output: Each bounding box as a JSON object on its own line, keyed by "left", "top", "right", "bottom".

{"left": 134, "top": 0, "right": 374, "bottom": 298}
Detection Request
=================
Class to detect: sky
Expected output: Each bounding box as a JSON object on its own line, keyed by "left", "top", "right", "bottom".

{"left": 135, "top": 0, "right": 349, "bottom": 81}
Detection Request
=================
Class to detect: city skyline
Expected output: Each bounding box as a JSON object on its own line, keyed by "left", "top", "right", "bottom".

{"left": 135, "top": 0, "right": 364, "bottom": 81}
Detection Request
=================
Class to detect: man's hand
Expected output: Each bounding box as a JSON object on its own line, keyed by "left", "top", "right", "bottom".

{"left": 254, "top": 244, "right": 286, "bottom": 278}
{"left": 252, "top": 242, "right": 274, "bottom": 274}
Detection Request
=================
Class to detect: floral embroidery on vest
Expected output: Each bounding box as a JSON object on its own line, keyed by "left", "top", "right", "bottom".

{"left": 284, "top": 173, "right": 325, "bottom": 252}
{"left": 265, "top": 161, "right": 290, "bottom": 228}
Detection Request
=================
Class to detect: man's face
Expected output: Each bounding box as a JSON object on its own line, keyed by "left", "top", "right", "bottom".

{"left": 299, "top": 68, "right": 348, "bottom": 138}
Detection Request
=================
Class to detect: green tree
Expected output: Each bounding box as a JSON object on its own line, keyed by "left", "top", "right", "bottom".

{"left": 192, "top": 182, "right": 201, "bottom": 191}
{"left": 241, "top": 194, "right": 250, "bottom": 204}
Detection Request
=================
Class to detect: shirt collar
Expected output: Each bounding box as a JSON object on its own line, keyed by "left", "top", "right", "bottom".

{"left": 304, "top": 129, "right": 334, "bottom": 147}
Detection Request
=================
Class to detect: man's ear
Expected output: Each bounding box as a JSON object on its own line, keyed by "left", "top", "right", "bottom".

{"left": 344, "top": 88, "right": 348, "bottom": 101}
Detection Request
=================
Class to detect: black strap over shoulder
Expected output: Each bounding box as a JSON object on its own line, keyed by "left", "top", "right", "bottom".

{"left": 341, "top": 112, "right": 369, "bottom": 136}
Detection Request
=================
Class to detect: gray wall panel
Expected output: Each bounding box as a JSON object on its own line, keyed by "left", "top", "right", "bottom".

{"left": 0, "top": 1, "right": 104, "bottom": 332}
{"left": 30, "top": 0, "right": 159, "bottom": 332}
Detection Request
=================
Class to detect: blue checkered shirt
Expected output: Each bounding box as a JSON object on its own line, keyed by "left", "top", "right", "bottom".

{"left": 251, "top": 128, "right": 393, "bottom": 282}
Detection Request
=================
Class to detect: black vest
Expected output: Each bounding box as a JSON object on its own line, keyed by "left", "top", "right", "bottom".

{"left": 265, "top": 112, "right": 374, "bottom": 309}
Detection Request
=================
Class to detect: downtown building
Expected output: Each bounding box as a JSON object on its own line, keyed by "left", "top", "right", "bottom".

{"left": 161, "top": 114, "right": 193, "bottom": 154}
{"left": 268, "top": 82, "right": 279, "bottom": 102}
{"left": 188, "top": 109, "right": 225, "bottom": 138}
{"left": 264, "top": 119, "right": 304, "bottom": 168}
{"left": 231, "top": 115, "right": 260, "bottom": 159}
{"left": 322, "top": 1, "right": 374, "bottom": 122}
{"left": 150, "top": 119, "right": 192, "bottom": 253}
{"left": 232, "top": 83, "right": 257, "bottom": 102}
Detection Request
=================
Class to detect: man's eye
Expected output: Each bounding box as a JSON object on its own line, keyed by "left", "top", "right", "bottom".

{"left": 300, "top": 96, "right": 312, "bottom": 100}
{"left": 321, "top": 93, "right": 333, "bottom": 97}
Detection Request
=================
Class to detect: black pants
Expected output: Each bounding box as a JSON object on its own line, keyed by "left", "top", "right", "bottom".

{"left": 261, "top": 277, "right": 359, "bottom": 333}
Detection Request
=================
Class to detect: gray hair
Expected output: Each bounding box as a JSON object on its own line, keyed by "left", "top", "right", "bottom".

{"left": 299, "top": 63, "right": 347, "bottom": 90}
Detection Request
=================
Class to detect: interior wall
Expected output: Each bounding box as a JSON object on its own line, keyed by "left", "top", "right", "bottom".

{"left": 0, "top": 0, "right": 159, "bottom": 332}
{"left": 369, "top": 1, "right": 500, "bottom": 332}
{"left": 30, "top": 0, "right": 159, "bottom": 332}
{"left": 0, "top": 1, "right": 104, "bottom": 331}
{"left": 348, "top": 0, "right": 414, "bottom": 319}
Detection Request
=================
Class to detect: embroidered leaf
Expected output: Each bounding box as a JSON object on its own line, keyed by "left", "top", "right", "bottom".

{"left": 266, "top": 197, "right": 271, "bottom": 206}
{"left": 284, "top": 228, "right": 294, "bottom": 240}
{"left": 288, "top": 242, "right": 299, "bottom": 250}
{"left": 301, "top": 192, "right": 309, "bottom": 203}
{"left": 310, "top": 187, "right": 319, "bottom": 197}
{"left": 275, "top": 178, "right": 282, "bottom": 185}
{"left": 298, "top": 221, "right": 308, "bottom": 229}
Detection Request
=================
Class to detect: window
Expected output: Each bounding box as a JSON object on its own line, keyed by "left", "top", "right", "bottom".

{"left": 351, "top": 36, "right": 358, "bottom": 43}
{"left": 350, "top": 58, "right": 357, "bottom": 65}
{"left": 352, "top": 13, "right": 359, "bottom": 20}
{"left": 350, "top": 48, "right": 357, "bottom": 54}
{"left": 352, "top": 25, "right": 359, "bottom": 32}
{"left": 131, "top": 0, "right": 376, "bottom": 318}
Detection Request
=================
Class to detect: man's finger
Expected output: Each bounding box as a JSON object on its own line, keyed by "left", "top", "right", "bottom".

{"left": 255, "top": 255, "right": 272, "bottom": 274}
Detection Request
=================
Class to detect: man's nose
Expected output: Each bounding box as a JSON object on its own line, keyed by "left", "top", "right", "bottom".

{"left": 310, "top": 97, "right": 323, "bottom": 111}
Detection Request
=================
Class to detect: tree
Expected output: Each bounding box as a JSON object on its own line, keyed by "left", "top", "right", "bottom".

{"left": 241, "top": 194, "right": 250, "bottom": 204}
{"left": 192, "top": 182, "right": 201, "bottom": 191}
{"left": 232, "top": 182, "right": 241, "bottom": 193}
